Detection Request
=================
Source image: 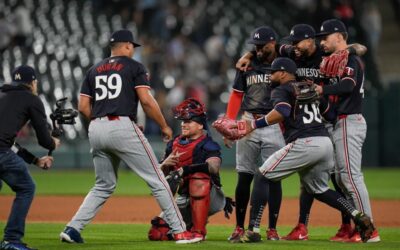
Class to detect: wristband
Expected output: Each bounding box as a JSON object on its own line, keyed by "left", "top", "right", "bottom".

{"left": 254, "top": 117, "right": 269, "bottom": 128}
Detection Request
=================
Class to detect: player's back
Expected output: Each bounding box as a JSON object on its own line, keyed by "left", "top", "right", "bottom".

{"left": 81, "top": 56, "right": 150, "bottom": 120}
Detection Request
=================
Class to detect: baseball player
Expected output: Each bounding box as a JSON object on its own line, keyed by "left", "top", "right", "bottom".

{"left": 225, "top": 26, "right": 285, "bottom": 243}
{"left": 235, "top": 24, "right": 367, "bottom": 241}
{"left": 148, "top": 98, "right": 229, "bottom": 242}
{"left": 59, "top": 30, "right": 202, "bottom": 244}
{"left": 0, "top": 65, "right": 59, "bottom": 250}
{"left": 315, "top": 19, "right": 380, "bottom": 243}
{"left": 239, "top": 57, "right": 375, "bottom": 243}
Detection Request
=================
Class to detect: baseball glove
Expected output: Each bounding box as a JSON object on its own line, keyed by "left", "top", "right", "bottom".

{"left": 212, "top": 117, "right": 248, "bottom": 140}
{"left": 292, "top": 82, "right": 320, "bottom": 104}
{"left": 165, "top": 169, "right": 182, "bottom": 195}
{"left": 320, "top": 49, "right": 349, "bottom": 78}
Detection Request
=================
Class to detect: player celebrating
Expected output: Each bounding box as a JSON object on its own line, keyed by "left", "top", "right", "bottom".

{"left": 235, "top": 23, "right": 367, "bottom": 241}
{"left": 59, "top": 30, "right": 201, "bottom": 244}
{"left": 215, "top": 57, "right": 375, "bottom": 243}
{"left": 315, "top": 19, "right": 380, "bottom": 243}
{"left": 224, "top": 26, "right": 285, "bottom": 243}
{"left": 148, "top": 98, "right": 230, "bottom": 242}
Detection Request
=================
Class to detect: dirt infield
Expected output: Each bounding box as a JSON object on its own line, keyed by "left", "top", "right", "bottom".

{"left": 0, "top": 196, "right": 399, "bottom": 227}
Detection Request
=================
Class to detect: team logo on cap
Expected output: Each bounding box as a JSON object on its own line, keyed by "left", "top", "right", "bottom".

{"left": 290, "top": 30, "right": 294, "bottom": 35}
{"left": 254, "top": 33, "right": 260, "bottom": 39}
{"left": 321, "top": 26, "right": 324, "bottom": 31}
{"left": 14, "top": 74, "right": 21, "bottom": 80}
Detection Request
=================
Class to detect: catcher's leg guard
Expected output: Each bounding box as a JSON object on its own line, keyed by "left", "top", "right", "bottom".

{"left": 189, "top": 172, "right": 211, "bottom": 236}
{"left": 148, "top": 216, "right": 173, "bottom": 241}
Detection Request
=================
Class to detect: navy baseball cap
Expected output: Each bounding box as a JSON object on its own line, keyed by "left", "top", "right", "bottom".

{"left": 11, "top": 65, "right": 37, "bottom": 85}
{"left": 109, "top": 29, "right": 141, "bottom": 47}
{"left": 316, "top": 19, "right": 347, "bottom": 37}
{"left": 247, "top": 26, "right": 277, "bottom": 45}
{"left": 267, "top": 57, "right": 297, "bottom": 75}
{"left": 286, "top": 24, "right": 315, "bottom": 43}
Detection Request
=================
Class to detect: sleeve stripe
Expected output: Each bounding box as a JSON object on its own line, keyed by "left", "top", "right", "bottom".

{"left": 275, "top": 102, "right": 291, "bottom": 108}
{"left": 80, "top": 93, "right": 92, "bottom": 98}
{"left": 341, "top": 77, "right": 356, "bottom": 86}
{"left": 321, "top": 102, "right": 330, "bottom": 115}
{"left": 135, "top": 85, "right": 151, "bottom": 89}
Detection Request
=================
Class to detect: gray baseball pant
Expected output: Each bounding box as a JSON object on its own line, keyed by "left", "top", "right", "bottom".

{"left": 332, "top": 114, "right": 373, "bottom": 220}
{"left": 67, "top": 117, "right": 186, "bottom": 233}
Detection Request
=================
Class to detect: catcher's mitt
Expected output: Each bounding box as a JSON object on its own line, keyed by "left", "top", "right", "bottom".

{"left": 165, "top": 170, "right": 182, "bottom": 195}
{"left": 292, "top": 82, "right": 319, "bottom": 104}
{"left": 212, "top": 117, "right": 248, "bottom": 140}
{"left": 320, "top": 49, "right": 349, "bottom": 78}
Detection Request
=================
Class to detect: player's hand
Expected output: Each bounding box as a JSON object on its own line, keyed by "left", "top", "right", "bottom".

{"left": 52, "top": 137, "right": 61, "bottom": 149}
{"left": 314, "top": 85, "right": 323, "bottom": 95}
{"left": 236, "top": 55, "right": 251, "bottom": 71}
{"left": 223, "top": 137, "right": 234, "bottom": 148}
{"left": 37, "top": 156, "right": 54, "bottom": 170}
{"left": 233, "top": 119, "right": 254, "bottom": 136}
{"left": 161, "top": 150, "right": 179, "bottom": 169}
{"left": 161, "top": 126, "right": 173, "bottom": 142}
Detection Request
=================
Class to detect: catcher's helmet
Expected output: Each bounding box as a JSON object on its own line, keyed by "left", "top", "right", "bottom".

{"left": 173, "top": 98, "right": 207, "bottom": 128}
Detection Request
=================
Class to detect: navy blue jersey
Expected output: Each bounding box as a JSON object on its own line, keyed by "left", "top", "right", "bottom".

{"left": 322, "top": 54, "right": 364, "bottom": 115}
{"left": 278, "top": 44, "right": 330, "bottom": 86}
{"left": 232, "top": 57, "right": 274, "bottom": 114}
{"left": 164, "top": 135, "right": 221, "bottom": 166}
{"left": 80, "top": 56, "right": 150, "bottom": 120}
{"left": 271, "top": 80, "right": 329, "bottom": 143}
{"left": 164, "top": 134, "right": 222, "bottom": 187}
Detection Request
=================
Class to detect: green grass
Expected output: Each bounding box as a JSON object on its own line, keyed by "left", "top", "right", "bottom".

{"left": 0, "top": 223, "right": 398, "bottom": 250}
{"left": 1, "top": 168, "right": 400, "bottom": 199}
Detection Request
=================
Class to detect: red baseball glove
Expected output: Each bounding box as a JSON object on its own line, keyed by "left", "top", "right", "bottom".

{"left": 212, "top": 117, "right": 248, "bottom": 140}
{"left": 320, "top": 49, "right": 349, "bottom": 78}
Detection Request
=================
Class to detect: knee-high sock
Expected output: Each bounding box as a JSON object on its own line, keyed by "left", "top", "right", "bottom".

{"left": 314, "top": 189, "right": 358, "bottom": 217}
{"left": 298, "top": 187, "right": 314, "bottom": 226}
{"left": 331, "top": 173, "right": 352, "bottom": 225}
{"left": 248, "top": 172, "right": 269, "bottom": 231}
{"left": 235, "top": 172, "right": 253, "bottom": 228}
{"left": 268, "top": 179, "right": 282, "bottom": 229}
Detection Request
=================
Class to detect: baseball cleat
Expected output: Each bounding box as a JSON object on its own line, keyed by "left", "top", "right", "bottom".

{"left": 353, "top": 212, "right": 375, "bottom": 242}
{"left": 60, "top": 226, "right": 84, "bottom": 243}
{"left": 174, "top": 231, "right": 202, "bottom": 244}
{"left": 227, "top": 226, "right": 244, "bottom": 243}
{"left": 281, "top": 223, "right": 308, "bottom": 240}
{"left": 329, "top": 224, "right": 352, "bottom": 242}
{"left": 0, "top": 241, "right": 37, "bottom": 250}
{"left": 345, "top": 229, "right": 381, "bottom": 243}
{"left": 240, "top": 230, "right": 262, "bottom": 243}
{"left": 266, "top": 228, "right": 280, "bottom": 240}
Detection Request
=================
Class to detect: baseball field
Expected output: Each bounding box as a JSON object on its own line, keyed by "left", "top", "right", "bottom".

{"left": 1, "top": 168, "right": 399, "bottom": 249}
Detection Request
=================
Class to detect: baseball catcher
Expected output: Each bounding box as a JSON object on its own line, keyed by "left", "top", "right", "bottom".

{"left": 148, "top": 98, "right": 234, "bottom": 242}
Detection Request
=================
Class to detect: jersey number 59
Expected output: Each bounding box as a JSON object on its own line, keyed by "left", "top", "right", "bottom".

{"left": 95, "top": 74, "right": 122, "bottom": 101}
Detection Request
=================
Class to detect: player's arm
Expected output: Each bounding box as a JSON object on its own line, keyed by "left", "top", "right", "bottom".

{"left": 235, "top": 51, "right": 255, "bottom": 71}
{"left": 226, "top": 90, "right": 244, "bottom": 119}
{"left": 317, "top": 58, "right": 359, "bottom": 96}
{"left": 78, "top": 95, "right": 92, "bottom": 120}
{"left": 137, "top": 87, "right": 172, "bottom": 140}
{"left": 347, "top": 43, "right": 367, "bottom": 56}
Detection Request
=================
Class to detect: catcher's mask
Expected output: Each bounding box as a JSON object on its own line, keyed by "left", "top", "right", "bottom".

{"left": 173, "top": 98, "right": 208, "bottom": 129}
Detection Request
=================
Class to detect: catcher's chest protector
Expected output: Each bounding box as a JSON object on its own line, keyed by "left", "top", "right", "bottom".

{"left": 172, "top": 135, "right": 206, "bottom": 170}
